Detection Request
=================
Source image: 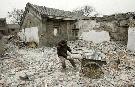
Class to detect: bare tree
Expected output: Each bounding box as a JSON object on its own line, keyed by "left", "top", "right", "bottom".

{"left": 8, "top": 8, "right": 24, "bottom": 25}
{"left": 73, "top": 5, "right": 99, "bottom": 17}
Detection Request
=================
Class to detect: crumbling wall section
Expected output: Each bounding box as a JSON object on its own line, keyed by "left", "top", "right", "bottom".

{"left": 41, "top": 20, "right": 71, "bottom": 47}
{"left": 101, "top": 20, "right": 128, "bottom": 44}
{"left": 20, "top": 7, "right": 43, "bottom": 47}
{"left": 77, "top": 14, "right": 132, "bottom": 44}
{"left": 76, "top": 20, "right": 100, "bottom": 37}
{"left": 97, "top": 13, "right": 135, "bottom": 44}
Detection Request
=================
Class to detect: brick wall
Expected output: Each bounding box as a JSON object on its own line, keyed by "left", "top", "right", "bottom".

{"left": 40, "top": 19, "right": 75, "bottom": 47}
{"left": 77, "top": 18, "right": 130, "bottom": 44}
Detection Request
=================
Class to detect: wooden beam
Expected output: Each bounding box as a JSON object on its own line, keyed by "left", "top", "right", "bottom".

{"left": 48, "top": 15, "right": 54, "bottom": 18}
{"left": 55, "top": 17, "right": 63, "bottom": 19}
{"left": 47, "top": 15, "right": 76, "bottom": 21}
{"left": 63, "top": 17, "right": 76, "bottom": 21}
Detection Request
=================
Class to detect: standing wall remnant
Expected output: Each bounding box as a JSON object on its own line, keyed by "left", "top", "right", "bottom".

{"left": 18, "top": 27, "right": 39, "bottom": 44}
{"left": 80, "top": 30, "right": 110, "bottom": 43}
{"left": 127, "top": 27, "right": 135, "bottom": 51}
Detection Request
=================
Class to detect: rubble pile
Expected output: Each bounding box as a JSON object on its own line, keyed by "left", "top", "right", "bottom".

{"left": 0, "top": 40, "right": 135, "bottom": 87}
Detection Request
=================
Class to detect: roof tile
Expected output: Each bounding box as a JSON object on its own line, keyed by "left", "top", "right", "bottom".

{"left": 28, "top": 3, "right": 84, "bottom": 19}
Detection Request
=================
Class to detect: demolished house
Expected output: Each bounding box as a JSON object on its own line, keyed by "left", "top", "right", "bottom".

{"left": 7, "top": 24, "right": 20, "bottom": 35}
{"left": 0, "top": 18, "right": 8, "bottom": 36}
{"left": 2, "top": 3, "right": 135, "bottom": 87}
{"left": 0, "top": 18, "right": 20, "bottom": 36}
{"left": 77, "top": 12, "right": 135, "bottom": 46}
{"left": 20, "top": 3, "right": 84, "bottom": 47}
{"left": 19, "top": 2, "right": 135, "bottom": 50}
{"left": 76, "top": 18, "right": 110, "bottom": 43}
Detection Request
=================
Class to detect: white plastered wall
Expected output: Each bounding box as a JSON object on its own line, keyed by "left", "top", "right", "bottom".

{"left": 18, "top": 27, "right": 39, "bottom": 44}
{"left": 127, "top": 27, "right": 135, "bottom": 51}
{"left": 80, "top": 30, "right": 110, "bottom": 43}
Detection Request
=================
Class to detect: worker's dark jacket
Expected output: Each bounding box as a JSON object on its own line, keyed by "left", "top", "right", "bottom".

{"left": 57, "top": 42, "right": 71, "bottom": 58}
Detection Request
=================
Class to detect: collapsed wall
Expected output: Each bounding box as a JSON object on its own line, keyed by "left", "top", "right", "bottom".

{"left": 101, "top": 20, "right": 128, "bottom": 44}
{"left": 77, "top": 13, "right": 135, "bottom": 44}
{"left": 76, "top": 20, "right": 100, "bottom": 37}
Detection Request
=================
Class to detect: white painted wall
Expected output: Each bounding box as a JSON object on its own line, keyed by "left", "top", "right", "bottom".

{"left": 53, "top": 28, "right": 57, "bottom": 36}
{"left": 18, "top": 27, "right": 39, "bottom": 44}
{"left": 80, "top": 30, "right": 110, "bottom": 43}
{"left": 127, "top": 27, "right": 135, "bottom": 51}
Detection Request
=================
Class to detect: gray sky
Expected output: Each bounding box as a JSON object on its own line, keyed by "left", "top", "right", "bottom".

{"left": 0, "top": 0, "right": 135, "bottom": 18}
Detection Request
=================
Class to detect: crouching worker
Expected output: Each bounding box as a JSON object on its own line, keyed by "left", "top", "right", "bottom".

{"left": 57, "top": 40, "right": 76, "bottom": 70}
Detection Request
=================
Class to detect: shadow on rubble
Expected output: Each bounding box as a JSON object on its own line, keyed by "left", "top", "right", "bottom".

{"left": 80, "top": 59, "right": 107, "bottom": 79}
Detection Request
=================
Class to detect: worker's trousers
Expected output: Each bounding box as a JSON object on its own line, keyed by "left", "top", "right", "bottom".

{"left": 59, "top": 56, "right": 76, "bottom": 69}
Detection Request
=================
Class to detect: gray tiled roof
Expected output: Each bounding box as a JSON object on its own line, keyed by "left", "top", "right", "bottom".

{"left": 28, "top": 3, "right": 84, "bottom": 19}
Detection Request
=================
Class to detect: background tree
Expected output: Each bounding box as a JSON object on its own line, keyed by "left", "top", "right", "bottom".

{"left": 8, "top": 8, "right": 24, "bottom": 25}
{"left": 73, "top": 5, "right": 100, "bottom": 17}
